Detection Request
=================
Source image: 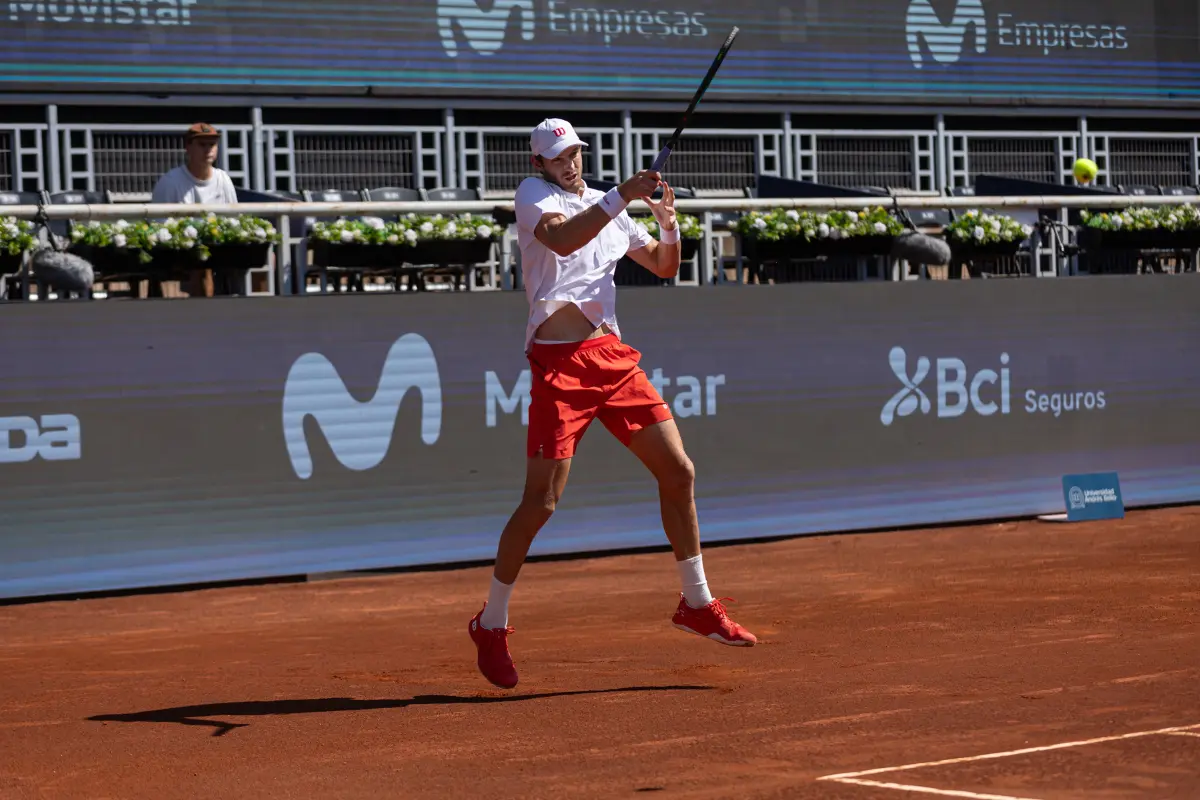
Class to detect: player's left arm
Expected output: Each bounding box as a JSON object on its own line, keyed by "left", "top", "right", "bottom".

{"left": 624, "top": 181, "right": 681, "bottom": 279}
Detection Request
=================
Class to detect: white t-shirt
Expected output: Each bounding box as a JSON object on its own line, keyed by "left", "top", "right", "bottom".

{"left": 151, "top": 165, "right": 239, "bottom": 206}
{"left": 514, "top": 177, "right": 654, "bottom": 353}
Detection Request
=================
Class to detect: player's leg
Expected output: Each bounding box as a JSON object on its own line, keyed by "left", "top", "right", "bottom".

{"left": 595, "top": 342, "right": 756, "bottom": 647}
{"left": 470, "top": 343, "right": 595, "bottom": 688}
{"left": 624, "top": 420, "right": 756, "bottom": 646}
{"left": 469, "top": 454, "right": 571, "bottom": 689}
{"left": 487, "top": 454, "right": 573, "bottom": 618}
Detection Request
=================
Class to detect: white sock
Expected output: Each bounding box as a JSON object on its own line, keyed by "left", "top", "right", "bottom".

{"left": 479, "top": 576, "right": 514, "bottom": 630}
{"left": 677, "top": 554, "right": 714, "bottom": 609}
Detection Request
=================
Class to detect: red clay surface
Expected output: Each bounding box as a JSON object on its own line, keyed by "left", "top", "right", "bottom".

{"left": 1, "top": 507, "right": 1198, "bottom": 799}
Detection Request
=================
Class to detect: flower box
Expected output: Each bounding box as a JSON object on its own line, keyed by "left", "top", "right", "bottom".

{"left": 0, "top": 251, "right": 25, "bottom": 273}
{"left": 1078, "top": 226, "right": 1200, "bottom": 252}
{"left": 151, "top": 242, "right": 272, "bottom": 273}
{"left": 408, "top": 238, "right": 494, "bottom": 266}
{"left": 743, "top": 233, "right": 896, "bottom": 262}
{"left": 68, "top": 243, "right": 147, "bottom": 274}
{"left": 310, "top": 240, "right": 415, "bottom": 269}
{"left": 949, "top": 240, "right": 1025, "bottom": 260}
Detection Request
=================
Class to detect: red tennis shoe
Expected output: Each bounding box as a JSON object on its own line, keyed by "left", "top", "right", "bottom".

{"left": 469, "top": 604, "right": 519, "bottom": 689}
{"left": 672, "top": 595, "right": 757, "bottom": 646}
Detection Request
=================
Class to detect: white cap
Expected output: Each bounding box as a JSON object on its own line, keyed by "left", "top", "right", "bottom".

{"left": 530, "top": 118, "right": 588, "bottom": 159}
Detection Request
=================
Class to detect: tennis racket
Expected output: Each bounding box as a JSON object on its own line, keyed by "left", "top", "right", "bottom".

{"left": 650, "top": 26, "right": 740, "bottom": 173}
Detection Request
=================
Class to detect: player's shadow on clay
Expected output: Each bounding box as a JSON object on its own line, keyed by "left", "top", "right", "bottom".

{"left": 88, "top": 685, "right": 715, "bottom": 737}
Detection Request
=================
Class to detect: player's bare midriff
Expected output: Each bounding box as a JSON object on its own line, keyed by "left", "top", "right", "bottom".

{"left": 534, "top": 303, "right": 614, "bottom": 343}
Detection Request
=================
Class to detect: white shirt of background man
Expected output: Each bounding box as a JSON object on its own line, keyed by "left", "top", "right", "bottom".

{"left": 151, "top": 165, "right": 239, "bottom": 206}
{"left": 514, "top": 176, "right": 654, "bottom": 353}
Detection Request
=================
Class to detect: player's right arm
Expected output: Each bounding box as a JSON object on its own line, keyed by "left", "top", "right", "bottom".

{"left": 516, "top": 171, "right": 662, "bottom": 257}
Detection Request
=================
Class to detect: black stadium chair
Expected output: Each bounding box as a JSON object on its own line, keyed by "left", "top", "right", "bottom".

{"left": 421, "top": 187, "right": 484, "bottom": 202}
{"left": 1120, "top": 184, "right": 1161, "bottom": 196}
{"left": 1161, "top": 185, "right": 1199, "bottom": 197}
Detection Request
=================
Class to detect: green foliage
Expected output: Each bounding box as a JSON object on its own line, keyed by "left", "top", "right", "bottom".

{"left": 1080, "top": 204, "right": 1200, "bottom": 232}
{"left": 70, "top": 215, "right": 279, "bottom": 263}
{"left": 310, "top": 214, "right": 503, "bottom": 246}
{"left": 632, "top": 213, "right": 703, "bottom": 240}
{"left": 0, "top": 216, "right": 36, "bottom": 257}
{"left": 944, "top": 210, "right": 1032, "bottom": 245}
{"left": 735, "top": 206, "right": 904, "bottom": 242}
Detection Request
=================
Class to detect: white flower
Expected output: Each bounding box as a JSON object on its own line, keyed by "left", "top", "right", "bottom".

{"left": 114, "top": 233, "right": 127, "bottom": 248}
{"left": 785, "top": 210, "right": 800, "bottom": 221}
{"left": 228, "top": 218, "right": 240, "bottom": 227}
{"left": 476, "top": 224, "right": 493, "bottom": 238}
{"left": 340, "top": 230, "right": 354, "bottom": 242}
{"left": 990, "top": 221, "right": 1001, "bottom": 233}
{"left": 157, "top": 229, "right": 172, "bottom": 243}
{"left": 115, "top": 219, "right": 130, "bottom": 231}
{"left": 753, "top": 218, "right": 767, "bottom": 230}
{"left": 803, "top": 228, "right": 815, "bottom": 238}
{"left": 873, "top": 222, "right": 887, "bottom": 234}
{"left": 462, "top": 213, "right": 472, "bottom": 221}
{"left": 830, "top": 228, "right": 843, "bottom": 239}
{"left": 818, "top": 222, "right": 830, "bottom": 238}
{"left": 1022, "top": 224, "right": 1033, "bottom": 236}
{"left": 847, "top": 211, "right": 858, "bottom": 222}
{"left": 364, "top": 216, "right": 385, "bottom": 230}
{"left": 444, "top": 221, "right": 457, "bottom": 235}
{"left": 1112, "top": 217, "right": 1123, "bottom": 229}
{"left": 183, "top": 240, "right": 193, "bottom": 249}
{"left": 775, "top": 222, "right": 788, "bottom": 231}
{"left": 3, "top": 223, "right": 16, "bottom": 236}
{"left": 89, "top": 220, "right": 101, "bottom": 229}
{"left": 406, "top": 213, "right": 417, "bottom": 220}
{"left": 404, "top": 229, "right": 418, "bottom": 243}
{"left": 973, "top": 226, "right": 985, "bottom": 240}
{"left": 254, "top": 227, "right": 266, "bottom": 239}
{"left": 387, "top": 234, "right": 399, "bottom": 244}
{"left": 184, "top": 226, "right": 198, "bottom": 239}
{"left": 420, "top": 221, "right": 434, "bottom": 233}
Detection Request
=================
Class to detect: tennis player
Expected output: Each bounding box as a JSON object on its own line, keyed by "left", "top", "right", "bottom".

{"left": 469, "top": 118, "right": 756, "bottom": 689}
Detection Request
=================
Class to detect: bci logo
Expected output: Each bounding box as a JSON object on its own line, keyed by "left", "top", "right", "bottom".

{"left": 0, "top": 414, "right": 81, "bottom": 463}
{"left": 881, "top": 346, "right": 1107, "bottom": 426}
{"left": 882, "top": 346, "right": 1009, "bottom": 425}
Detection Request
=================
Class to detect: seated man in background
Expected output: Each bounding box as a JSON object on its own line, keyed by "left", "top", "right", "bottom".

{"left": 151, "top": 122, "right": 239, "bottom": 297}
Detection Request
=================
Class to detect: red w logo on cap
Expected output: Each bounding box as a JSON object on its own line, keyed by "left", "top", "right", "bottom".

{"left": 553, "top": 127, "right": 566, "bottom": 136}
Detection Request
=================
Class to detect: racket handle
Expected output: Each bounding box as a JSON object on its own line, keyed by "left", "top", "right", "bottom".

{"left": 650, "top": 145, "right": 672, "bottom": 173}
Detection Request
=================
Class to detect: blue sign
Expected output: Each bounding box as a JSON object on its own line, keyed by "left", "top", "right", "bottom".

{"left": 1062, "top": 473, "right": 1125, "bottom": 521}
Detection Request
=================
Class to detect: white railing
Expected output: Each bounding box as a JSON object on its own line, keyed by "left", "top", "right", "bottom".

{"left": 4, "top": 194, "right": 1197, "bottom": 295}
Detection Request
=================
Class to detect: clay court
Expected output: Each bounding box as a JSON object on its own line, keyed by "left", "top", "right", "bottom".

{"left": 1, "top": 506, "right": 1197, "bottom": 799}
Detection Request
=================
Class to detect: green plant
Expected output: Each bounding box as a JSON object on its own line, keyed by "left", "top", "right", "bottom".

{"left": 311, "top": 213, "right": 503, "bottom": 245}
{"left": 633, "top": 212, "right": 702, "bottom": 240}
{"left": 735, "top": 206, "right": 904, "bottom": 242}
{"left": 69, "top": 215, "right": 279, "bottom": 263}
{"left": 0, "top": 216, "right": 37, "bottom": 257}
{"left": 945, "top": 210, "right": 1032, "bottom": 245}
{"left": 1080, "top": 204, "right": 1200, "bottom": 232}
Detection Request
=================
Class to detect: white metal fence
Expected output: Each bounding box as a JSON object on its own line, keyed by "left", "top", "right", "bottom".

{"left": 2, "top": 193, "right": 1195, "bottom": 301}
{"left": 8, "top": 112, "right": 1200, "bottom": 202}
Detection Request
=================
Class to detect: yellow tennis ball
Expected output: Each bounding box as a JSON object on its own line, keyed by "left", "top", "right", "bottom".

{"left": 1073, "top": 158, "right": 1098, "bottom": 184}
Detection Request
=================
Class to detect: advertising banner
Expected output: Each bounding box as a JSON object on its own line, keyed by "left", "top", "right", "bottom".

{"left": 2, "top": 0, "right": 1197, "bottom": 108}
{"left": 2, "top": 277, "right": 1199, "bottom": 599}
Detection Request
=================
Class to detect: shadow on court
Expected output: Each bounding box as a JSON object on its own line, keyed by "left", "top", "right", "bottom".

{"left": 87, "top": 685, "right": 716, "bottom": 737}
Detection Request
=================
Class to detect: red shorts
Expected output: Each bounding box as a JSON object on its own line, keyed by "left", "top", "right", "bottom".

{"left": 526, "top": 334, "right": 674, "bottom": 459}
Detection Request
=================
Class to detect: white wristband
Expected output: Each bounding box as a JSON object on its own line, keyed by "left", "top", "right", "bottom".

{"left": 659, "top": 224, "right": 680, "bottom": 244}
{"left": 598, "top": 187, "right": 627, "bottom": 218}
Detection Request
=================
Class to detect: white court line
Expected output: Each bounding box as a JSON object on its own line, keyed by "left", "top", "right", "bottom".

{"left": 1164, "top": 731, "right": 1200, "bottom": 739}
{"left": 819, "top": 721, "right": 1200, "bottom": 781}
{"left": 827, "top": 778, "right": 1041, "bottom": 800}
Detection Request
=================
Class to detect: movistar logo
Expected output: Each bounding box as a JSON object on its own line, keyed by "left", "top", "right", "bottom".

{"left": 282, "top": 333, "right": 443, "bottom": 480}
{"left": 437, "top": 0, "right": 535, "bottom": 58}
{"left": 905, "top": 0, "right": 987, "bottom": 68}
{"left": 881, "top": 347, "right": 932, "bottom": 426}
